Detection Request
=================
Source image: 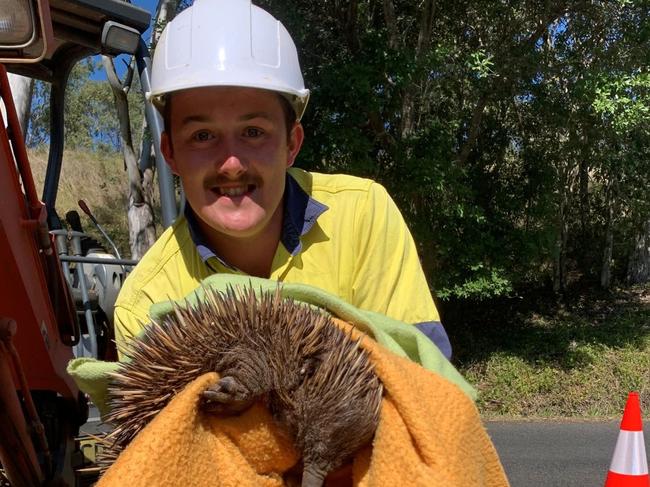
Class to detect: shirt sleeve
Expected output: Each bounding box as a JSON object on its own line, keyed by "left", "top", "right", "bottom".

{"left": 113, "top": 299, "right": 151, "bottom": 360}
{"left": 415, "top": 321, "right": 452, "bottom": 359}
{"left": 350, "top": 182, "right": 441, "bottom": 325}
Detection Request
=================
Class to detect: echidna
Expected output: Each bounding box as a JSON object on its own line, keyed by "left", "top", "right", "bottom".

{"left": 102, "top": 286, "right": 383, "bottom": 487}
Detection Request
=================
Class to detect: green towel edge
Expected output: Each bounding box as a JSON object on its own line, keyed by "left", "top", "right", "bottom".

{"left": 69, "top": 275, "right": 476, "bottom": 417}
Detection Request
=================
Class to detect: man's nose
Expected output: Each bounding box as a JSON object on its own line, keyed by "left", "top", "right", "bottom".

{"left": 217, "top": 138, "right": 247, "bottom": 177}
{"left": 219, "top": 154, "right": 246, "bottom": 177}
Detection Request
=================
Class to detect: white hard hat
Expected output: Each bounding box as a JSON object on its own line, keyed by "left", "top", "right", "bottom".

{"left": 148, "top": 0, "right": 310, "bottom": 121}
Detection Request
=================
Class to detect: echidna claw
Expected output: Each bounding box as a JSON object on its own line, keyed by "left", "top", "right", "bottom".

{"left": 200, "top": 376, "right": 255, "bottom": 415}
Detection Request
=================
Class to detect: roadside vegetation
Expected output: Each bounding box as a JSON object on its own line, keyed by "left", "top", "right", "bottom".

{"left": 28, "top": 147, "right": 161, "bottom": 257}
{"left": 450, "top": 286, "right": 650, "bottom": 418}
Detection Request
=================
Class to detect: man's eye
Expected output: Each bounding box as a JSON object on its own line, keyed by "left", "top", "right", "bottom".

{"left": 193, "top": 131, "right": 214, "bottom": 142}
{"left": 244, "top": 127, "right": 264, "bottom": 138}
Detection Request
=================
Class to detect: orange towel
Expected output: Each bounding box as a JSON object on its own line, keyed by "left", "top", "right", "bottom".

{"left": 98, "top": 319, "right": 509, "bottom": 487}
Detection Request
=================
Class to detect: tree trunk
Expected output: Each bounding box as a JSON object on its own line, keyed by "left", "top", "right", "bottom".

{"left": 153, "top": 0, "right": 179, "bottom": 43}
{"left": 578, "top": 157, "right": 589, "bottom": 234}
{"left": 600, "top": 199, "right": 614, "bottom": 289}
{"left": 102, "top": 57, "right": 156, "bottom": 260}
{"left": 456, "top": 93, "right": 488, "bottom": 166}
{"left": 395, "top": 0, "right": 436, "bottom": 139}
{"left": 553, "top": 176, "right": 568, "bottom": 293}
{"left": 381, "top": 0, "right": 398, "bottom": 50}
{"left": 128, "top": 166, "right": 157, "bottom": 260}
{"left": 5, "top": 73, "right": 33, "bottom": 135}
{"left": 627, "top": 218, "right": 650, "bottom": 284}
{"left": 343, "top": 0, "right": 359, "bottom": 52}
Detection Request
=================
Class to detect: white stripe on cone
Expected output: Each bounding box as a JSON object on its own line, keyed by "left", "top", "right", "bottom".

{"left": 609, "top": 430, "right": 649, "bottom": 476}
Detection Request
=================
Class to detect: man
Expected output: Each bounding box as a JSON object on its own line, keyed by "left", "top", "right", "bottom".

{"left": 113, "top": 0, "right": 450, "bottom": 358}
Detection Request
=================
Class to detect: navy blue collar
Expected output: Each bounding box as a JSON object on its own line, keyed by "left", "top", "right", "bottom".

{"left": 186, "top": 173, "right": 328, "bottom": 269}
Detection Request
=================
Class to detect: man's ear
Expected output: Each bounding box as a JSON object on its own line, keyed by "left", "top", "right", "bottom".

{"left": 161, "top": 131, "right": 178, "bottom": 175}
{"left": 286, "top": 123, "right": 304, "bottom": 168}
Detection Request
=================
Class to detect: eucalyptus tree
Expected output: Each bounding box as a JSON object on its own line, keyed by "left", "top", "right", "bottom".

{"left": 255, "top": 0, "right": 581, "bottom": 298}
{"left": 27, "top": 60, "right": 136, "bottom": 150}
{"left": 251, "top": 0, "right": 650, "bottom": 298}
{"left": 101, "top": 0, "right": 181, "bottom": 259}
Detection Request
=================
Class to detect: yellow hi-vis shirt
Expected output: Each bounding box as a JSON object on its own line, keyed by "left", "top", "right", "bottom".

{"left": 113, "top": 168, "right": 440, "bottom": 354}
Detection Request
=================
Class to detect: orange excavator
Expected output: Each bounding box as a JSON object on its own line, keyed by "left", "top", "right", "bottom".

{"left": 0, "top": 1, "right": 175, "bottom": 485}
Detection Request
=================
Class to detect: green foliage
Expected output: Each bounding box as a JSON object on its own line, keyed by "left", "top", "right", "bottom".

{"left": 28, "top": 58, "right": 145, "bottom": 152}
{"left": 437, "top": 266, "right": 513, "bottom": 301}
{"left": 256, "top": 0, "right": 650, "bottom": 300}
{"left": 468, "top": 50, "right": 496, "bottom": 79}
{"left": 593, "top": 73, "right": 650, "bottom": 133}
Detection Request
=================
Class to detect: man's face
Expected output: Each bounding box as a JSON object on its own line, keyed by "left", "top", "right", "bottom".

{"left": 161, "top": 87, "right": 303, "bottom": 239}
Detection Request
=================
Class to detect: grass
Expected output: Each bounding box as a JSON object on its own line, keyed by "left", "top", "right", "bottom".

{"left": 28, "top": 147, "right": 162, "bottom": 257}
{"left": 450, "top": 286, "right": 650, "bottom": 418}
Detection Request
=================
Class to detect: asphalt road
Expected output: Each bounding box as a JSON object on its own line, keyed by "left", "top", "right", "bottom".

{"left": 486, "top": 420, "right": 650, "bottom": 486}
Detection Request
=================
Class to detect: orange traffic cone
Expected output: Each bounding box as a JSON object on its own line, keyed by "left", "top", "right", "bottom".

{"left": 604, "top": 392, "right": 649, "bottom": 487}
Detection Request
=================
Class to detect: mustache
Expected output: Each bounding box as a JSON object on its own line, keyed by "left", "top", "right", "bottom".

{"left": 203, "top": 174, "right": 262, "bottom": 190}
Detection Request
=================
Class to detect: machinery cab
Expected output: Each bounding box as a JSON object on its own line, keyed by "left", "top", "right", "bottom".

{"left": 0, "top": 1, "right": 172, "bottom": 484}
